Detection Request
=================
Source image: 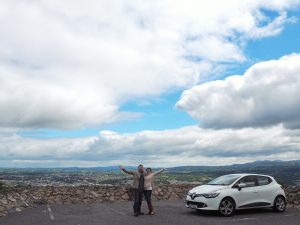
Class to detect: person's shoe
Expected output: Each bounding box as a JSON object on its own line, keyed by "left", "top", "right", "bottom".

{"left": 148, "top": 204, "right": 154, "bottom": 215}
{"left": 138, "top": 212, "right": 144, "bottom": 215}
{"left": 134, "top": 213, "right": 139, "bottom": 217}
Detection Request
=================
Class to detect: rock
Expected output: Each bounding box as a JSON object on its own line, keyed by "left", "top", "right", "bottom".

{"left": 47, "top": 200, "right": 56, "bottom": 204}
{"left": 31, "top": 195, "right": 40, "bottom": 201}
{"left": 90, "top": 191, "right": 99, "bottom": 197}
{"left": 55, "top": 197, "right": 63, "bottom": 204}
{"left": 0, "top": 206, "right": 5, "bottom": 212}
{"left": 0, "top": 199, "right": 8, "bottom": 205}
{"left": 96, "top": 198, "right": 103, "bottom": 203}
{"left": 109, "top": 196, "right": 115, "bottom": 202}
{"left": 121, "top": 194, "right": 129, "bottom": 200}
{"left": 7, "top": 195, "right": 16, "bottom": 202}
{"left": 0, "top": 211, "right": 8, "bottom": 217}
{"left": 15, "top": 208, "right": 22, "bottom": 212}
{"left": 82, "top": 199, "right": 90, "bottom": 203}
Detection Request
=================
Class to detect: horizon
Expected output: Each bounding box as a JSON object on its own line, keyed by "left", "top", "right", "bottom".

{"left": 1, "top": 1, "right": 300, "bottom": 167}
{"left": 0, "top": 159, "right": 296, "bottom": 169}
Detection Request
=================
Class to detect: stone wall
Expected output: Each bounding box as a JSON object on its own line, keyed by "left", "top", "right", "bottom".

{"left": 284, "top": 186, "right": 300, "bottom": 209}
{"left": 0, "top": 184, "right": 194, "bottom": 217}
{"left": 0, "top": 184, "right": 299, "bottom": 217}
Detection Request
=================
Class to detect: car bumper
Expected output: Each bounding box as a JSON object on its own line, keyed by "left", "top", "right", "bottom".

{"left": 186, "top": 195, "right": 220, "bottom": 210}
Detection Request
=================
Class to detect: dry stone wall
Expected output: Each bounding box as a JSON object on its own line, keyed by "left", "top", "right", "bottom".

{"left": 284, "top": 186, "right": 300, "bottom": 209}
{"left": 0, "top": 184, "right": 299, "bottom": 217}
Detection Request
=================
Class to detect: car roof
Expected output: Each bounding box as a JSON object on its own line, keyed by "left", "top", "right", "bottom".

{"left": 225, "top": 173, "right": 274, "bottom": 178}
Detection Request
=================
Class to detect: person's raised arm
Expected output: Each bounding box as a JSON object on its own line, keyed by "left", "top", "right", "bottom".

{"left": 153, "top": 168, "right": 165, "bottom": 176}
{"left": 119, "top": 165, "right": 135, "bottom": 175}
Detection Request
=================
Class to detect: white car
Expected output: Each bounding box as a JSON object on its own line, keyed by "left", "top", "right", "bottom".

{"left": 186, "top": 174, "right": 287, "bottom": 216}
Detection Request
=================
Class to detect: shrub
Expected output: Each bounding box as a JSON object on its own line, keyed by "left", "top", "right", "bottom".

{"left": 0, "top": 181, "right": 6, "bottom": 191}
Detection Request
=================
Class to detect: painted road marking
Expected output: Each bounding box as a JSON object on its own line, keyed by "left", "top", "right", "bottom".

{"left": 47, "top": 204, "right": 55, "bottom": 220}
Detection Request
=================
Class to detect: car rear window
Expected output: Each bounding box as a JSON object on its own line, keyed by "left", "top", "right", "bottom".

{"left": 257, "top": 176, "right": 272, "bottom": 186}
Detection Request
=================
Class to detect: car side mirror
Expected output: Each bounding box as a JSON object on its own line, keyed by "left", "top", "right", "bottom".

{"left": 237, "top": 183, "right": 246, "bottom": 191}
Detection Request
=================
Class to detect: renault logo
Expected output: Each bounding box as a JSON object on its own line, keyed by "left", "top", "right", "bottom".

{"left": 191, "top": 192, "right": 196, "bottom": 200}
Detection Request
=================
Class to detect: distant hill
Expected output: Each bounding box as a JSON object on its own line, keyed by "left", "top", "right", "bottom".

{"left": 167, "top": 160, "right": 300, "bottom": 185}
{"left": 64, "top": 159, "right": 300, "bottom": 172}
{"left": 168, "top": 160, "right": 300, "bottom": 172}
{"left": 1, "top": 160, "right": 300, "bottom": 172}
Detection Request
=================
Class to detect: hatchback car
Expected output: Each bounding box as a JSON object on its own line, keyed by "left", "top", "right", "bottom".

{"left": 186, "top": 174, "right": 286, "bottom": 216}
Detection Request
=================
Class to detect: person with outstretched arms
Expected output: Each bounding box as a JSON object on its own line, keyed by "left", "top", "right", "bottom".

{"left": 144, "top": 167, "right": 165, "bottom": 215}
{"left": 119, "top": 165, "right": 145, "bottom": 217}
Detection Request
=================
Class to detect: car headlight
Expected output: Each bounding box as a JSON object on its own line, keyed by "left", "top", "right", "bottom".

{"left": 202, "top": 191, "right": 220, "bottom": 198}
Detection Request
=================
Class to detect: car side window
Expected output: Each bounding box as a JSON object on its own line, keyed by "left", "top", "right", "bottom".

{"left": 257, "top": 176, "right": 272, "bottom": 186}
{"left": 237, "top": 176, "right": 256, "bottom": 187}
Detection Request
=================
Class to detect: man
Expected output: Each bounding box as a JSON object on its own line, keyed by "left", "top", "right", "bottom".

{"left": 119, "top": 165, "right": 145, "bottom": 216}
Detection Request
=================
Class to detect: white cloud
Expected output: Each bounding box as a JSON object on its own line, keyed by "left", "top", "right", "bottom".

{"left": 1, "top": 125, "right": 300, "bottom": 167}
{"left": 0, "top": 0, "right": 299, "bottom": 129}
{"left": 177, "top": 54, "right": 300, "bottom": 129}
{"left": 247, "top": 11, "right": 288, "bottom": 39}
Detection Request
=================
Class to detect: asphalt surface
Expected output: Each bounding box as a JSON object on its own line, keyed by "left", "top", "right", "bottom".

{"left": 0, "top": 200, "right": 299, "bottom": 225}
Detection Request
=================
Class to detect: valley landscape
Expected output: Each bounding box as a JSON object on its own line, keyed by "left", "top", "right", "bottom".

{"left": 1, "top": 160, "right": 300, "bottom": 188}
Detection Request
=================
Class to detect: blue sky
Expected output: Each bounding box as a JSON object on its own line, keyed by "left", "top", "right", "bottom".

{"left": 246, "top": 12, "right": 300, "bottom": 60}
{"left": 1, "top": 0, "right": 300, "bottom": 167}
{"left": 18, "top": 8, "right": 300, "bottom": 138}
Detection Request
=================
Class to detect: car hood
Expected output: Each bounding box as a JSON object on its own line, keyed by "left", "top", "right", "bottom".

{"left": 189, "top": 185, "right": 228, "bottom": 194}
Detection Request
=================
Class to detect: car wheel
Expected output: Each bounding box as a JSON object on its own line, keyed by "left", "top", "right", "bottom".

{"left": 273, "top": 196, "right": 286, "bottom": 212}
{"left": 219, "top": 198, "right": 235, "bottom": 217}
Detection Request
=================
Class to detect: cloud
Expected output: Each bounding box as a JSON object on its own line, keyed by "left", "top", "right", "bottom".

{"left": 0, "top": 0, "right": 299, "bottom": 129}
{"left": 177, "top": 54, "right": 300, "bottom": 129}
{"left": 1, "top": 125, "right": 300, "bottom": 167}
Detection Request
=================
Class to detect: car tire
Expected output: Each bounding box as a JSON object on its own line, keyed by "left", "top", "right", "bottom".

{"left": 273, "top": 196, "right": 286, "bottom": 212}
{"left": 219, "top": 198, "right": 236, "bottom": 217}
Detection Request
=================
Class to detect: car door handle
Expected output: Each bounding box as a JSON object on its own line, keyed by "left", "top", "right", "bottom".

{"left": 253, "top": 191, "right": 258, "bottom": 193}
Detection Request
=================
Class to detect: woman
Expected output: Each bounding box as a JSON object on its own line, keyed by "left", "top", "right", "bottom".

{"left": 144, "top": 167, "right": 165, "bottom": 215}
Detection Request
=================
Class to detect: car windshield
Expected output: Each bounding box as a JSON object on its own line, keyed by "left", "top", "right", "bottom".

{"left": 207, "top": 174, "right": 241, "bottom": 186}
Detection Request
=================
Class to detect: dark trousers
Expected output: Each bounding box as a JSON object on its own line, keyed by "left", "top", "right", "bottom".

{"left": 144, "top": 190, "right": 152, "bottom": 206}
{"left": 133, "top": 189, "right": 143, "bottom": 214}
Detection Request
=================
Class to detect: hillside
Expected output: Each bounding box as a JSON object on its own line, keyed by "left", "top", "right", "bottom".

{"left": 167, "top": 160, "right": 300, "bottom": 185}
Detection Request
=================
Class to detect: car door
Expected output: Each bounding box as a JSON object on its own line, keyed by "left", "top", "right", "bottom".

{"left": 232, "top": 175, "right": 259, "bottom": 209}
{"left": 255, "top": 175, "right": 274, "bottom": 207}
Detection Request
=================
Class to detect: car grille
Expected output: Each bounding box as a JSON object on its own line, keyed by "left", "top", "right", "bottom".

{"left": 188, "top": 193, "right": 204, "bottom": 200}
{"left": 186, "top": 201, "right": 207, "bottom": 208}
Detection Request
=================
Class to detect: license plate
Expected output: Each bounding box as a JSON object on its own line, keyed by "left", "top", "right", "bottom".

{"left": 188, "top": 204, "right": 197, "bottom": 209}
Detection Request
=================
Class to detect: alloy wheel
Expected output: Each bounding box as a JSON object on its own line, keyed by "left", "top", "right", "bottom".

{"left": 274, "top": 196, "right": 286, "bottom": 212}
{"left": 219, "top": 198, "right": 235, "bottom": 216}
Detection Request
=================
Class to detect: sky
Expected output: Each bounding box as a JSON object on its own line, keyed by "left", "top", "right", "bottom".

{"left": 1, "top": 0, "right": 300, "bottom": 167}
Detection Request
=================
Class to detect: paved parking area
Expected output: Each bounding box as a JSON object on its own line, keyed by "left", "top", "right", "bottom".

{"left": 0, "top": 200, "right": 299, "bottom": 225}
